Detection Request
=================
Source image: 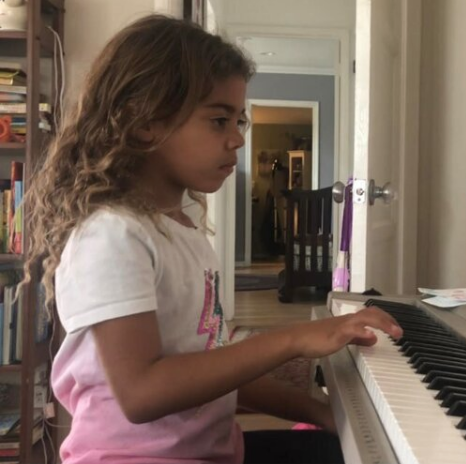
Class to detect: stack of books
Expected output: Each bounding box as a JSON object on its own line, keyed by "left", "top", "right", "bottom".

{"left": 0, "top": 409, "right": 44, "bottom": 463}
{"left": 0, "top": 61, "right": 52, "bottom": 143}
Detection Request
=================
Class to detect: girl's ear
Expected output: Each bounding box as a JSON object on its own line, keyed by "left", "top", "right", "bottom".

{"left": 134, "top": 126, "right": 155, "bottom": 143}
{"left": 134, "top": 122, "right": 164, "bottom": 144}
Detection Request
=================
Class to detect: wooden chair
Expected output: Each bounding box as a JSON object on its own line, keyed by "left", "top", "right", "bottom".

{"left": 278, "top": 187, "right": 333, "bottom": 302}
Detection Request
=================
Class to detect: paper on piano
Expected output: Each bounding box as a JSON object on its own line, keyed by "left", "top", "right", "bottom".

{"left": 422, "top": 295, "right": 464, "bottom": 308}
{"left": 418, "top": 287, "right": 466, "bottom": 308}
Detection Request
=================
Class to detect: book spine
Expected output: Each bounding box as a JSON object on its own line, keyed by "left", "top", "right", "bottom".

{"left": 12, "top": 182, "right": 22, "bottom": 255}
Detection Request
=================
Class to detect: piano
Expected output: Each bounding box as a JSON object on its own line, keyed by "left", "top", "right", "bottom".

{"left": 313, "top": 292, "right": 466, "bottom": 464}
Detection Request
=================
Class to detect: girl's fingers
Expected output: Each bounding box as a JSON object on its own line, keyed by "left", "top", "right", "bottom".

{"left": 353, "top": 307, "right": 403, "bottom": 339}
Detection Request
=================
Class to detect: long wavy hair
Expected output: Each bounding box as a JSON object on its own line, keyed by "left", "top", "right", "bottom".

{"left": 21, "top": 14, "right": 255, "bottom": 310}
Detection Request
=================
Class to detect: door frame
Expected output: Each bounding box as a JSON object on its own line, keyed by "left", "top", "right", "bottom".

{"left": 240, "top": 99, "right": 320, "bottom": 267}
{"left": 220, "top": 25, "right": 352, "bottom": 320}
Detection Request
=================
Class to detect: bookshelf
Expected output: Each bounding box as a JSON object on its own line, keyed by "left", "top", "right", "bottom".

{"left": 0, "top": 1, "right": 65, "bottom": 463}
{"left": 287, "top": 150, "right": 312, "bottom": 189}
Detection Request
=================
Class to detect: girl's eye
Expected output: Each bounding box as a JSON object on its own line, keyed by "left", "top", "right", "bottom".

{"left": 211, "top": 117, "right": 229, "bottom": 128}
{"left": 237, "top": 118, "right": 248, "bottom": 132}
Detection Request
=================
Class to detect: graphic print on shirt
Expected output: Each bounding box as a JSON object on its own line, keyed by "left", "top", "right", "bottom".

{"left": 197, "top": 269, "right": 227, "bottom": 350}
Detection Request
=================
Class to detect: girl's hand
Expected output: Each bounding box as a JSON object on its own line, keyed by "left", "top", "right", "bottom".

{"left": 289, "top": 306, "right": 403, "bottom": 359}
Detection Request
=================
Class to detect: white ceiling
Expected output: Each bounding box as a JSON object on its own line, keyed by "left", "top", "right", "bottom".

{"left": 252, "top": 106, "right": 313, "bottom": 125}
{"left": 237, "top": 35, "right": 339, "bottom": 75}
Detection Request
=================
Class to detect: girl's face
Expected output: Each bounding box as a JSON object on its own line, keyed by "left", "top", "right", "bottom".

{"left": 141, "top": 76, "right": 247, "bottom": 207}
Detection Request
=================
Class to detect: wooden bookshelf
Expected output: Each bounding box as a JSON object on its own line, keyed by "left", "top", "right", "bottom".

{"left": 0, "top": 2, "right": 65, "bottom": 463}
{"left": 0, "top": 25, "right": 56, "bottom": 57}
{"left": 0, "top": 143, "right": 25, "bottom": 150}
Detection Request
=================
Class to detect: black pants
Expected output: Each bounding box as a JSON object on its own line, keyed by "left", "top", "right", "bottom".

{"left": 243, "top": 430, "right": 345, "bottom": 464}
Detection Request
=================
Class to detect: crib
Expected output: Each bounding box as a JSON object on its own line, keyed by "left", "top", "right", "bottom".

{"left": 278, "top": 187, "right": 333, "bottom": 302}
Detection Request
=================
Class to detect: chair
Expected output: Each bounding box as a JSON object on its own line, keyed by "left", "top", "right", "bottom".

{"left": 278, "top": 187, "right": 333, "bottom": 302}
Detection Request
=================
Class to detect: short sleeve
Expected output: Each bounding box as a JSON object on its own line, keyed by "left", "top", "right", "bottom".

{"left": 56, "top": 210, "right": 159, "bottom": 333}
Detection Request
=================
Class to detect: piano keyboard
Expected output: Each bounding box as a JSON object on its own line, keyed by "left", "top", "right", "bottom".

{"left": 313, "top": 294, "right": 466, "bottom": 464}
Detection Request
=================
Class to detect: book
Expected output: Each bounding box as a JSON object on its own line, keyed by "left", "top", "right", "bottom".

{"left": 0, "top": 412, "right": 20, "bottom": 437}
{"left": 0, "top": 439, "right": 19, "bottom": 450}
{"left": 0, "top": 86, "right": 26, "bottom": 96}
{"left": 0, "top": 448, "right": 19, "bottom": 457}
{"left": 13, "top": 291, "right": 22, "bottom": 363}
{"left": 12, "top": 181, "right": 22, "bottom": 255}
{"left": 2, "top": 192, "right": 10, "bottom": 254}
{"left": 2, "top": 286, "right": 14, "bottom": 365}
{"left": 0, "top": 103, "right": 51, "bottom": 114}
{"left": 0, "top": 94, "right": 25, "bottom": 104}
{"left": 8, "top": 162, "right": 23, "bottom": 254}
{"left": 0, "top": 75, "right": 26, "bottom": 87}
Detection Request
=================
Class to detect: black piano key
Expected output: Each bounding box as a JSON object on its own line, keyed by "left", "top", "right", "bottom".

{"left": 449, "top": 400, "right": 466, "bottom": 416}
{"left": 428, "top": 376, "right": 466, "bottom": 390}
{"left": 441, "top": 392, "right": 466, "bottom": 408}
{"left": 435, "top": 385, "right": 466, "bottom": 400}
{"left": 404, "top": 345, "right": 466, "bottom": 360}
{"left": 416, "top": 362, "right": 466, "bottom": 376}
{"left": 423, "top": 370, "right": 466, "bottom": 384}
{"left": 456, "top": 416, "right": 466, "bottom": 430}
{"left": 401, "top": 341, "right": 466, "bottom": 354}
{"left": 410, "top": 353, "right": 466, "bottom": 366}
{"left": 396, "top": 335, "right": 465, "bottom": 350}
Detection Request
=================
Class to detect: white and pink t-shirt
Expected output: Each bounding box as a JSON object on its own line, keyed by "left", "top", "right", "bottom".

{"left": 52, "top": 208, "right": 243, "bottom": 464}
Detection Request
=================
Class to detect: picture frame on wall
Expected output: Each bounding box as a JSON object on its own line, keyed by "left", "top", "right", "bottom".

{"left": 183, "top": 0, "right": 206, "bottom": 28}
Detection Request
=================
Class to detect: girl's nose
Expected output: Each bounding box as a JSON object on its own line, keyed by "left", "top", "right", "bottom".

{"left": 227, "top": 130, "right": 245, "bottom": 151}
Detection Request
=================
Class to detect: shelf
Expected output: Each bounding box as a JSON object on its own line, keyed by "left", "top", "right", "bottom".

{"left": 0, "top": 253, "right": 23, "bottom": 264}
{"left": 43, "top": 0, "right": 65, "bottom": 12}
{"left": 0, "top": 31, "right": 27, "bottom": 40}
{"left": 0, "top": 363, "right": 21, "bottom": 373}
{"left": 0, "top": 25, "right": 57, "bottom": 57}
{"left": 0, "top": 142, "right": 26, "bottom": 150}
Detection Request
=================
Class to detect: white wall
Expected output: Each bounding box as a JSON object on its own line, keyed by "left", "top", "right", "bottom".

{"left": 225, "top": 0, "right": 355, "bottom": 29}
{"left": 418, "top": 0, "right": 466, "bottom": 287}
{"left": 65, "top": 0, "right": 157, "bottom": 101}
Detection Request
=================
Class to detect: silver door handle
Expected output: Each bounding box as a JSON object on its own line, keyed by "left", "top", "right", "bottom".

{"left": 332, "top": 181, "right": 345, "bottom": 203}
{"left": 368, "top": 180, "right": 394, "bottom": 205}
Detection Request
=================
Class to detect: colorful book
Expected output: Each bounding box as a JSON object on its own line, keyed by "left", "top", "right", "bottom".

{"left": 2, "top": 191, "right": 11, "bottom": 254}
{"left": 0, "top": 103, "right": 51, "bottom": 114}
{"left": 12, "top": 181, "right": 22, "bottom": 255}
{"left": 0, "top": 86, "right": 26, "bottom": 96}
{"left": 8, "top": 162, "right": 23, "bottom": 254}
{"left": 0, "top": 94, "right": 25, "bottom": 104}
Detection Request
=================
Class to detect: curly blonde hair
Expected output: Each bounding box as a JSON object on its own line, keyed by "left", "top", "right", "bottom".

{"left": 21, "top": 14, "right": 254, "bottom": 310}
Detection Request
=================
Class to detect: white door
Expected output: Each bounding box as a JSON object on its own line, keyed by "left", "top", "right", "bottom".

{"left": 350, "top": 0, "right": 421, "bottom": 295}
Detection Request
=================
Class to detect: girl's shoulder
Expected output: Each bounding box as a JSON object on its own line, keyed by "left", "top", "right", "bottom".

{"left": 68, "top": 206, "right": 159, "bottom": 250}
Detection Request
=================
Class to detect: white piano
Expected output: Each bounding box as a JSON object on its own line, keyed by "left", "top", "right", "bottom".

{"left": 313, "top": 292, "right": 466, "bottom": 464}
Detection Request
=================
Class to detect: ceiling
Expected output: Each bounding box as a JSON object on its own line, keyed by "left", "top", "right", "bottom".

{"left": 238, "top": 36, "right": 338, "bottom": 75}
{"left": 252, "top": 106, "right": 313, "bottom": 125}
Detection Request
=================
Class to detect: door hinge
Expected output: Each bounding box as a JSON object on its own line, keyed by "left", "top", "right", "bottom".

{"left": 353, "top": 60, "right": 356, "bottom": 74}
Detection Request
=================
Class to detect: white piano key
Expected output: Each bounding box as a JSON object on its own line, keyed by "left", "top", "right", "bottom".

{"left": 348, "top": 330, "right": 466, "bottom": 464}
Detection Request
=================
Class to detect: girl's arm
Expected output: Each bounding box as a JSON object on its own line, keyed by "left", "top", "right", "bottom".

{"left": 237, "top": 375, "right": 336, "bottom": 433}
{"left": 92, "top": 307, "right": 401, "bottom": 424}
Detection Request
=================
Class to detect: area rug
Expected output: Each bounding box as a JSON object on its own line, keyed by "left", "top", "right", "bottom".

{"left": 230, "top": 326, "right": 312, "bottom": 393}
{"left": 235, "top": 274, "right": 279, "bottom": 292}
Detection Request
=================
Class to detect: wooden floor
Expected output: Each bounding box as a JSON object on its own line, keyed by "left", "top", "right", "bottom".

{"left": 232, "top": 262, "right": 327, "bottom": 431}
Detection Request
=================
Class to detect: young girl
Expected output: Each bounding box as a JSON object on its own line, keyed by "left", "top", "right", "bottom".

{"left": 22, "top": 15, "right": 402, "bottom": 464}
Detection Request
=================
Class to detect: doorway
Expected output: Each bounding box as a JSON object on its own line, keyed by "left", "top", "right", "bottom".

{"left": 241, "top": 101, "right": 319, "bottom": 271}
